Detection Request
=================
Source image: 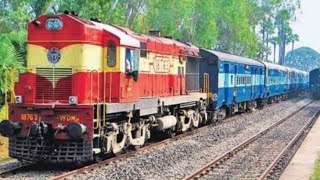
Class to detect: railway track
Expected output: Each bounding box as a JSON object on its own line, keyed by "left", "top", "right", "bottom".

{"left": 50, "top": 121, "right": 219, "bottom": 180}
{"left": 184, "top": 101, "right": 320, "bottom": 180}
{"left": 0, "top": 161, "right": 36, "bottom": 178}
{"left": 47, "top": 98, "right": 313, "bottom": 180}
{"left": 0, "top": 98, "right": 310, "bottom": 179}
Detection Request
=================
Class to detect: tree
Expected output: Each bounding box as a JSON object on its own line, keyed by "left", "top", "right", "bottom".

{"left": 285, "top": 47, "right": 320, "bottom": 71}
{"left": 0, "top": 34, "right": 24, "bottom": 104}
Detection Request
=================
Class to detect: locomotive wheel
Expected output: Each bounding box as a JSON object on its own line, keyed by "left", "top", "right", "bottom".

{"left": 133, "top": 145, "right": 141, "bottom": 151}
{"left": 166, "top": 129, "right": 176, "bottom": 138}
{"left": 94, "top": 153, "right": 106, "bottom": 162}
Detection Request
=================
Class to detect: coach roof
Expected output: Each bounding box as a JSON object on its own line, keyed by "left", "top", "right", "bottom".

{"left": 262, "top": 61, "right": 287, "bottom": 71}
{"left": 200, "top": 49, "right": 264, "bottom": 67}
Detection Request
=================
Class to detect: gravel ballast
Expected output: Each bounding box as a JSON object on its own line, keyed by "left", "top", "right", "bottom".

{"left": 202, "top": 100, "right": 320, "bottom": 179}
{"left": 0, "top": 98, "right": 312, "bottom": 180}
{"left": 69, "top": 98, "right": 312, "bottom": 180}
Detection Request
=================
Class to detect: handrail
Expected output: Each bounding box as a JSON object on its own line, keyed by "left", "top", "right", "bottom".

{"left": 204, "top": 73, "right": 210, "bottom": 103}
{"left": 4, "top": 69, "right": 8, "bottom": 106}
{"left": 90, "top": 69, "right": 100, "bottom": 130}
{"left": 103, "top": 70, "right": 106, "bottom": 127}
{"left": 10, "top": 68, "right": 16, "bottom": 103}
{"left": 109, "top": 72, "right": 112, "bottom": 103}
{"left": 96, "top": 70, "right": 100, "bottom": 130}
{"left": 89, "top": 69, "right": 93, "bottom": 105}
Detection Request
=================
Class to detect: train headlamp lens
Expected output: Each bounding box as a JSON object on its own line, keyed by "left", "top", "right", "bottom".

{"left": 46, "top": 18, "right": 63, "bottom": 31}
{"left": 68, "top": 96, "right": 78, "bottom": 105}
{"left": 15, "top": 96, "right": 22, "bottom": 103}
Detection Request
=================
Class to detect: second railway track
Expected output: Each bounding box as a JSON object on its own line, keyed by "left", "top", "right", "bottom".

{"left": 185, "top": 100, "right": 320, "bottom": 180}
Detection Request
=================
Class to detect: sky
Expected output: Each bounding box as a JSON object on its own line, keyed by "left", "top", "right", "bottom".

{"left": 291, "top": 0, "right": 320, "bottom": 52}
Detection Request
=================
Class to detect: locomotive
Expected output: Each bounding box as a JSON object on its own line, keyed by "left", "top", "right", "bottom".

{"left": 0, "top": 13, "right": 309, "bottom": 163}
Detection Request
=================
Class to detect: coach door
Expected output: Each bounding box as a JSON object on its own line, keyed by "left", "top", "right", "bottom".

{"left": 224, "top": 64, "right": 229, "bottom": 103}
{"left": 251, "top": 67, "right": 255, "bottom": 99}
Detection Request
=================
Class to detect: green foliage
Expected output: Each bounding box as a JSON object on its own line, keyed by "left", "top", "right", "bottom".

{"left": 0, "top": 105, "right": 8, "bottom": 120}
{"left": 0, "top": 0, "right": 301, "bottom": 68}
{"left": 0, "top": 105, "right": 9, "bottom": 160}
{"left": 215, "top": 0, "right": 258, "bottom": 57}
{"left": 0, "top": 34, "right": 24, "bottom": 96}
{"left": 250, "top": 0, "right": 301, "bottom": 62}
{"left": 311, "top": 154, "right": 320, "bottom": 180}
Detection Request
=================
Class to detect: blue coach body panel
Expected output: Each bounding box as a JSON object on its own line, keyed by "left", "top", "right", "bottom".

{"left": 287, "top": 67, "right": 299, "bottom": 93}
{"left": 262, "top": 62, "right": 288, "bottom": 97}
{"left": 286, "top": 67, "right": 309, "bottom": 93}
{"left": 302, "top": 71, "right": 309, "bottom": 90}
{"left": 199, "top": 49, "right": 265, "bottom": 110}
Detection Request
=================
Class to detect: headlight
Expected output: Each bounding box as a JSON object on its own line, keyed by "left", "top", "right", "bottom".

{"left": 69, "top": 96, "right": 78, "bottom": 105}
{"left": 15, "top": 95, "right": 22, "bottom": 103}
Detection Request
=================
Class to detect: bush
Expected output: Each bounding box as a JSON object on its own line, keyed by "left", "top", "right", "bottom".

{"left": 0, "top": 105, "right": 9, "bottom": 161}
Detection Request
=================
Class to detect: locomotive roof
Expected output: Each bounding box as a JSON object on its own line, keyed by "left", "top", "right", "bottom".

{"left": 200, "top": 49, "right": 264, "bottom": 66}
{"left": 113, "top": 25, "right": 200, "bottom": 57}
{"left": 91, "top": 21, "right": 140, "bottom": 48}
{"left": 262, "top": 61, "right": 287, "bottom": 71}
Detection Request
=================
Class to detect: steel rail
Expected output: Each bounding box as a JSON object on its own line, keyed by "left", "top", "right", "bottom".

{"left": 47, "top": 98, "right": 310, "bottom": 179}
{"left": 50, "top": 122, "right": 215, "bottom": 180}
{"left": 183, "top": 101, "right": 314, "bottom": 180}
{"left": 258, "top": 109, "right": 320, "bottom": 180}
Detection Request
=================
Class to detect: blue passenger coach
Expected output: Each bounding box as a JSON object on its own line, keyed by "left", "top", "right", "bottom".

{"left": 262, "top": 62, "right": 288, "bottom": 101}
{"left": 286, "top": 67, "right": 306, "bottom": 95}
{"left": 199, "top": 49, "right": 265, "bottom": 120}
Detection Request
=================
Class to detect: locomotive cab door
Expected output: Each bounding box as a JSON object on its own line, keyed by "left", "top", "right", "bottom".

{"left": 103, "top": 39, "right": 119, "bottom": 103}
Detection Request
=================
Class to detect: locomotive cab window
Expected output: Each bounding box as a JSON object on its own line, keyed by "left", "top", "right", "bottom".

{"left": 107, "top": 41, "right": 116, "bottom": 67}
{"left": 125, "top": 48, "right": 139, "bottom": 73}
{"left": 140, "top": 42, "right": 147, "bottom": 57}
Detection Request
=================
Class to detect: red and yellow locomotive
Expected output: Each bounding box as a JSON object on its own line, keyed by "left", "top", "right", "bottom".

{"left": 0, "top": 13, "right": 207, "bottom": 163}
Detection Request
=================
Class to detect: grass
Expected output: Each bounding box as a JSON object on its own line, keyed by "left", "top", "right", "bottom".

{"left": 0, "top": 105, "right": 9, "bottom": 161}
{"left": 311, "top": 154, "right": 320, "bottom": 180}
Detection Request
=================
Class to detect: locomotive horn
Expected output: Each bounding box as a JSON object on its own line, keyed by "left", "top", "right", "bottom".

{"left": 0, "top": 120, "right": 21, "bottom": 137}
{"left": 67, "top": 122, "right": 87, "bottom": 139}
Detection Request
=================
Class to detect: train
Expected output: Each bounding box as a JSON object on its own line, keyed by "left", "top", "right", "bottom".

{"left": 0, "top": 13, "right": 309, "bottom": 163}
{"left": 310, "top": 68, "right": 320, "bottom": 99}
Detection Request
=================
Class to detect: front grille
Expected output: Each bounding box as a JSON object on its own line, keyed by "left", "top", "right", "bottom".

{"left": 9, "top": 137, "right": 93, "bottom": 163}
{"left": 36, "top": 68, "right": 73, "bottom": 101}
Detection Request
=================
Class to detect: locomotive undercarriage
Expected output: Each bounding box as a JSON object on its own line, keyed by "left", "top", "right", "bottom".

{"left": 93, "top": 98, "right": 207, "bottom": 160}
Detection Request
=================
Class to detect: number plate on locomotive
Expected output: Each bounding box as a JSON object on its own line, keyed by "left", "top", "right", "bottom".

{"left": 21, "top": 114, "right": 39, "bottom": 121}
{"left": 57, "top": 115, "right": 79, "bottom": 122}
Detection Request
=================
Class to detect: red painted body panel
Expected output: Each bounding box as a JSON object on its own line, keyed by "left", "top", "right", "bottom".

{"left": 23, "top": 14, "right": 200, "bottom": 104}
{"left": 15, "top": 72, "right": 187, "bottom": 104}
{"left": 28, "top": 15, "right": 104, "bottom": 48}
{"left": 9, "top": 104, "right": 93, "bottom": 140}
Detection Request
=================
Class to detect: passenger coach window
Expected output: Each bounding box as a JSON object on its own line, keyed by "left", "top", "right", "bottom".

{"left": 107, "top": 41, "right": 116, "bottom": 67}
{"left": 231, "top": 75, "right": 234, "bottom": 85}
